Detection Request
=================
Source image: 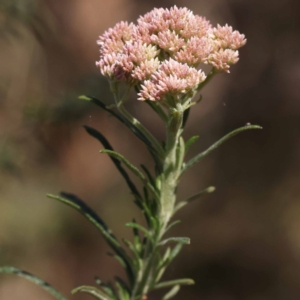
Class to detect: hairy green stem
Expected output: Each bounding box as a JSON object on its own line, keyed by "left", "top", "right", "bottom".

{"left": 159, "top": 104, "right": 184, "bottom": 229}
{"left": 129, "top": 103, "right": 185, "bottom": 300}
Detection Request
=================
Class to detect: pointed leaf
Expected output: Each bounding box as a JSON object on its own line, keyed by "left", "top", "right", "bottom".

{"left": 122, "top": 239, "right": 141, "bottom": 264}
{"left": 154, "top": 247, "right": 171, "bottom": 283}
{"left": 115, "top": 281, "right": 130, "bottom": 300}
{"left": 162, "top": 285, "right": 180, "bottom": 300}
{"left": 79, "top": 96, "right": 151, "bottom": 149}
{"left": 184, "top": 135, "right": 199, "bottom": 154}
{"left": 125, "top": 222, "right": 154, "bottom": 243}
{"left": 84, "top": 126, "right": 142, "bottom": 204}
{"left": 131, "top": 219, "right": 140, "bottom": 239}
{"left": 154, "top": 244, "right": 184, "bottom": 286}
{"left": 115, "top": 276, "right": 130, "bottom": 292}
{"left": 107, "top": 253, "right": 127, "bottom": 268}
{"left": 174, "top": 186, "right": 215, "bottom": 213}
{"left": 72, "top": 285, "right": 110, "bottom": 300}
{"left": 79, "top": 95, "right": 163, "bottom": 172}
{"left": 182, "top": 125, "right": 262, "bottom": 174}
{"left": 165, "top": 220, "right": 181, "bottom": 234}
{"left": 159, "top": 237, "right": 190, "bottom": 246}
{"left": 94, "top": 278, "right": 117, "bottom": 299}
{"left": 0, "top": 266, "right": 68, "bottom": 300}
{"left": 140, "top": 164, "right": 156, "bottom": 191}
{"left": 47, "top": 193, "right": 134, "bottom": 284}
{"left": 155, "top": 278, "right": 195, "bottom": 290}
{"left": 100, "top": 149, "right": 159, "bottom": 201}
{"left": 182, "top": 107, "right": 190, "bottom": 128}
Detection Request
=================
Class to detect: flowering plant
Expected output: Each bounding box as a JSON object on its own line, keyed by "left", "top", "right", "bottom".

{"left": 0, "top": 6, "right": 261, "bottom": 300}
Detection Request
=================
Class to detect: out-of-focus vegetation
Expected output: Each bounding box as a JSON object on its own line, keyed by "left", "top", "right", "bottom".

{"left": 0, "top": 0, "right": 300, "bottom": 299}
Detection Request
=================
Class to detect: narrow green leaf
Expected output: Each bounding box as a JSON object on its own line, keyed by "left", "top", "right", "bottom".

{"left": 162, "top": 285, "right": 180, "bottom": 300}
{"left": 47, "top": 193, "right": 134, "bottom": 285}
{"left": 84, "top": 126, "right": 142, "bottom": 204}
{"left": 131, "top": 219, "right": 140, "bottom": 238}
{"left": 0, "top": 266, "right": 68, "bottom": 300}
{"left": 107, "top": 253, "right": 126, "bottom": 268}
{"left": 185, "top": 135, "right": 199, "bottom": 154}
{"left": 132, "top": 219, "right": 143, "bottom": 254}
{"left": 174, "top": 186, "right": 215, "bottom": 213}
{"left": 165, "top": 220, "right": 181, "bottom": 234}
{"left": 79, "top": 96, "right": 152, "bottom": 150}
{"left": 161, "top": 247, "right": 171, "bottom": 267}
{"left": 79, "top": 95, "right": 163, "bottom": 172}
{"left": 123, "top": 239, "right": 141, "bottom": 264}
{"left": 154, "top": 247, "right": 171, "bottom": 283}
{"left": 185, "top": 186, "right": 215, "bottom": 202}
{"left": 100, "top": 149, "right": 159, "bottom": 201}
{"left": 155, "top": 278, "right": 195, "bottom": 290}
{"left": 140, "top": 190, "right": 152, "bottom": 226}
{"left": 72, "top": 285, "right": 110, "bottom": 300}
{"left": 125, "top": 223, "right": 154, "bottom": 243}
{"left": 182, "top": 107, "right": 190, "bottom": 128}
{"left": 115, "top": 281, "right": 130, "bottom": 300}
{"left": 159, "top": 237, "right": 190, "bottom": 246}
{"left": 154, "top": 244, "right": 183, "bottom": 284}
{"left": 115, "top": 276, "right": 130, "bottom": 292}
{"left": 94, "top": 278, "right": 117, "bottom": 300}
{"left": 168, "top": 243, "right": 183, "bottom": 264}
{"left": 116, "top": 101, "right": 165, "bottom": 159}
{"left": 140, "top": 164, "right": 156, "bottom": 190}
{"left": 182, "top": 125, "right": 262, "bottom": 174}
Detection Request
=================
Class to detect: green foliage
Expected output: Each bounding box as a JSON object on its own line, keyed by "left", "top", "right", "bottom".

{"left": 0, "top": 266, "right": 68, "bottom": 300}
{"left": 182, "top": 125, "right": 262, "bottom": 174}
{"left": 72, "top": 285, "right": 112, "bottom": 300}
{"left": 1, "top": 87, "right": 261, "bottom": 299}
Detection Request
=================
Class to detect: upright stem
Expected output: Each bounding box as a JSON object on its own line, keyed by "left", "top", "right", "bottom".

{"left": 130, "top": 104, "right": 184, "bottom": 300}
{"left": 159, "top": 104, "right": 184, "bottom": 230}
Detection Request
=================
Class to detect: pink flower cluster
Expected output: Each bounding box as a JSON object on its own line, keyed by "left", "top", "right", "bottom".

{"left": 96, "top": 6, "right": 246, "bottom": 101}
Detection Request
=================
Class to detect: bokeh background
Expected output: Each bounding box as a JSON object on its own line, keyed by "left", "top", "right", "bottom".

{"left": 0, "top": 0, "right": 299, "bottom": 299}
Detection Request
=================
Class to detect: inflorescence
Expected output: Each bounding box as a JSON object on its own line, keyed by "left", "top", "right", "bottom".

{"left": 96, "top": 6, "right": 246, "bottom": 102}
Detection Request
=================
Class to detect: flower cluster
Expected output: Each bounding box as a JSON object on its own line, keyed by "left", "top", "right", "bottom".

{"left": 96, "top": 6, "right": 246, "bottom": 102}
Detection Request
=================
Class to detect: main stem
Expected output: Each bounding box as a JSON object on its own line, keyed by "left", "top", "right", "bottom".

{"left": 159, "top": 105, "right": 184, "bottom": 231}
{"left": 131, "top": 105, "right": 184, "bottom": 300}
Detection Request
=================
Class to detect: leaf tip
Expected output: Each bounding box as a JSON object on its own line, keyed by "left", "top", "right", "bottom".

{"left": 245, "top": 123, "right": 263, "bottom": 130}
{"left": 187, "top": 279, "right": 195, "bottom": 285}
{"left": 71, "top": 287, "right": 81, "bottom": 295}
{"left": 207, "top": 186, "right": 216, "bottom": 193}
{"left": 78, "top": 95, "right": 92, "bottom": 101}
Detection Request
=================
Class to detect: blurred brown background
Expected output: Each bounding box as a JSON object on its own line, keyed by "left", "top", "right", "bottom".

{"left": 0, "top": 0, "right": 299, "bottom": 299}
